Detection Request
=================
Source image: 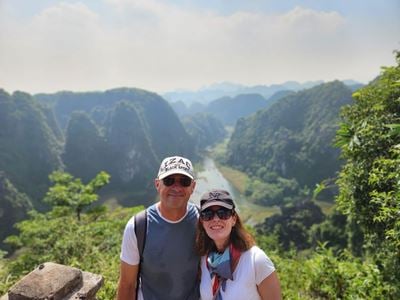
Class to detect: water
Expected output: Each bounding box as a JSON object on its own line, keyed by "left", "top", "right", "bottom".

{"left": 190, "top": 156, "right": 277, "bottom": 226}
{"left": 190, "top": 156, "right": 243, "bottom": 209}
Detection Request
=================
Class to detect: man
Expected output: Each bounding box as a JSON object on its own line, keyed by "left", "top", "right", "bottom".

{"left": 117, "top": 156, "right": 199, "bottom": 300}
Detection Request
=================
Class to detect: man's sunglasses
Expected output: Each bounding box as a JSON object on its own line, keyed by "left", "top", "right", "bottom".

{"left": 200, "top": 207, "right": 234, "bottom": 221}
{"left": 162, "top": 176, "right": 192, "bottom": 187}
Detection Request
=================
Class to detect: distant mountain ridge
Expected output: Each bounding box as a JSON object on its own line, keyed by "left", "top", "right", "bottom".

{"left": 171, "top": 92, "right": 291, "bottom": 127}
{"left": 167, "top": 80, "right": 362, "bottom": 127}
{"left": 163, "top": 80, "right": 326, "bottom": 105}
{"left": 35, "top": 87, "right": 196, "bottom": 161}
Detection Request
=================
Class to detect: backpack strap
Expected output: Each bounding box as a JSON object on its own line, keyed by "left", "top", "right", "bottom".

{"left": 134, "top": 209, "right": 147, "bottom": 297}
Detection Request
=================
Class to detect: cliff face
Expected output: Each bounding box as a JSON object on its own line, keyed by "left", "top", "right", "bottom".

{"left": 0, "top": 89, "right": 63, "bottom": 206}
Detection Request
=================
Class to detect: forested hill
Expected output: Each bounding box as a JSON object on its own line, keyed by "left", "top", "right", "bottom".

{"left": 35, "top": 88, "right": 197, "bottom": 202}
{"left": 0, "top": 89, "right": 63, "bottom": 205}
{"left": 204, "top": 93, "right": 268, "bottom": 125}
{"left": 35, "top": 88, "right": 195, "bottom": 159}
{"left": 226, "top": 81, "right": 353, "bottom": 197}
{"left": 0, "top": 87, "right": 197, "bottom": 204}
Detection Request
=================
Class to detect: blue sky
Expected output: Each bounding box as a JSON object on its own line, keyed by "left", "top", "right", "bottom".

{"left": 0, "top": 0, "right": 399, "bottom": 94}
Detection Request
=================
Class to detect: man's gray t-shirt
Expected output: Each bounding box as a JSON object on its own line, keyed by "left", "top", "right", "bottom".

{"left": 120, "top": 203, "right": 200, "bottom": 300}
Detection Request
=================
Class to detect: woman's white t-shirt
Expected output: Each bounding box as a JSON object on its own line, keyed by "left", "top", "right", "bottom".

{"left": 199, "top": 246, "right": 276, "bottom": 300}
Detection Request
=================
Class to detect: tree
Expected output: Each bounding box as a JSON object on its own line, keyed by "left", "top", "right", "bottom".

{"left": 257, "top": 200, "right": 325, "bottom": 250}
{"left": 335, "top": 51, "right": 400, "bottom": 295}
{"left": 44, "top": 171, "right": 110, "bottom": 220}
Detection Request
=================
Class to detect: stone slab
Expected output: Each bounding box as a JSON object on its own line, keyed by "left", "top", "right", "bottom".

{"left": 8, "top": 262, "right": 82, "bottom": 300}
{"left": 68, "top": 271, "right": 104, "bottom": 300}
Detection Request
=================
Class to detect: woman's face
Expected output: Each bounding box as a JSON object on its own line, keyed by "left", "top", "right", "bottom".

{"left": 200, "top": 205, "right": 237, "bottom": 251}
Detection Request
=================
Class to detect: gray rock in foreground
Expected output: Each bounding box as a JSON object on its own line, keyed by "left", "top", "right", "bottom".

{"left": 1, "top": 262, "right": 103, "bottom": 300}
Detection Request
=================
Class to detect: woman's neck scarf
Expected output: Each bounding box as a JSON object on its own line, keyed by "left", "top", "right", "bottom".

{"left": 206, "top": 244, "right": 241, "bottom": 300}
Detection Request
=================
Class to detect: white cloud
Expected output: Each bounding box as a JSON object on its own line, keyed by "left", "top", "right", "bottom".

{"left": 0, "top": 1, "right": 397, "bottom": 94}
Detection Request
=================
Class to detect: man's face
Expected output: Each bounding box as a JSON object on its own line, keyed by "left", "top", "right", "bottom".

{"left": 155, "top": 174, "right": 196, "bottom": 209}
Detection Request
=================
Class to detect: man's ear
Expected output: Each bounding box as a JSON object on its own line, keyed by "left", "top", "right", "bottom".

{"left": 190, "top": 180, "right": 196, "bottom": 194}
{"left": 155, "top": 178, "right": 160, "bottom": 191}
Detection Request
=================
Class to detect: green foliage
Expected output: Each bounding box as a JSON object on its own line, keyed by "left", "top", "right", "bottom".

{"left": 335, "top": 51, "right": 400, "bottom": 292}
{"left": 44, "top": 171, "right": 110, "bottom": 220}
{"left": 245, "top": 174, "right": 301, "bottom": 206}
{"left": 257, "top": 200, "right": 325, "bottom": 250}
{"left": 253, "top": 232, "right": 394, "bottom": 300}
{"left": 0, "top": 206, "right": 142, "bottom": 299}
{"left": 309, "top": 208, "right": 348, "bottom": 252}
{"left": 303, "top": 247, "right": 394, "bottom": 299}
{"left": 0, "top": 173, "right": 33, "bottom": 250}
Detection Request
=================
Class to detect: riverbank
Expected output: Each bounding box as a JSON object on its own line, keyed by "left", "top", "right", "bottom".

{"left": 213, "top": 161, "right": 280, "bottom": 225}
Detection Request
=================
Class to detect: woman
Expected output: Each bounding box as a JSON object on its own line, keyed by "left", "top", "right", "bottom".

{"left": 196, "top": 189, "right": 282, "bottom": 300}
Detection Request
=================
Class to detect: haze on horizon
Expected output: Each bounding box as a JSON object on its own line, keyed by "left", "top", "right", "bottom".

{"left": 0, "top": 0, "right": 399, "bottom": 95}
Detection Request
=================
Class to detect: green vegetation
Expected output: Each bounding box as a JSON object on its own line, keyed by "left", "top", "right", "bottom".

{"left": 0, "top": 173, "right": 32, "bottom": 250}
{"left": 1, "top": 55, "right": 399, "bottom": 298}
{"left": 1, "top": 87, "right": 199, "bottom": 240}
{"left": 217, "top": 163, "right": 247, "bottom": 194}
{"left": 257, "top": 200, "right": 325, "bottom": 250}
{"left": 0, "top": 89, "right": 63, "bottom": 205}
{"left": 269, "top": 246, "right": 394, "bottom": 299}
{"left": 226, "top": 81, "right": 353, "bottom": 204}
{"left": 335, "top": 51, "right": 400, "bottom": 295}
{"left": 0, "top": 171, "right": 139, "bottom": 299}
{"left": 0, "top": 205, "right": 140, "bottom": 299}
{"left": 44, "top": 171, "right": 110, "bottom": 220}
{"left": 182, "top": 112, "right": 226, "bottom": 150}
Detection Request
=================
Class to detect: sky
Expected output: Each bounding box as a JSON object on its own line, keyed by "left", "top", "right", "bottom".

{"left": 0, "top": 0, "right": 399, "bottom": 95}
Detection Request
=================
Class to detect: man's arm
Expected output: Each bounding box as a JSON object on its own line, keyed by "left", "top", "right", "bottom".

{"left": 116, "top": 261, "right": 139, "bottom": 300}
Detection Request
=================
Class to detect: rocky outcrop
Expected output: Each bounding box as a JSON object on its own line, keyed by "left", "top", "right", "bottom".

{"left": 1, "top": 262, "right": 103, "bottom": 300}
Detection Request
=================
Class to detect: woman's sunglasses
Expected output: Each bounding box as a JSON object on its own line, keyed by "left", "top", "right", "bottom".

{"left": 162, "top": 176, "right": 192, "bottom": 187}
{"left": 200, "top": 207, "right": 234, "bottom": 221}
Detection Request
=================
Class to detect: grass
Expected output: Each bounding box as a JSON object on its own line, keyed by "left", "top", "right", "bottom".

{"left": 216, "top": 163, "right": 247, "bottom": 194}
{"left": 239, "top": 203, "right": 281, "bottom": 226}
{"left": 314, "top": 200, "right": 335, "bottom": 215}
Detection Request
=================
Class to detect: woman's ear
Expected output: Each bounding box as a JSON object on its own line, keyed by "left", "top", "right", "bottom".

{"left": 232, "top": 214, "right": 237, "bottom": 227}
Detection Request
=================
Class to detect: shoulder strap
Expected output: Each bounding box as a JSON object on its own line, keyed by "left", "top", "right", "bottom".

{"left": 134, "top": 209, "right": 147, "bottom": 297}
{"left": 134, "top": 209, "right": 147, "bottom": 260}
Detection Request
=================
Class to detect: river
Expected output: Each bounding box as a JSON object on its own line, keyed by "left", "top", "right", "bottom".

{"left": 190, "top": 156, "right": 242, "bottom": 205}
{"left": 189, "top": 156, "right": 276, "bottom": 226}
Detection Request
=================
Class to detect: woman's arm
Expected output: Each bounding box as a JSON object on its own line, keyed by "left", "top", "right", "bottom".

{"left": 257, "top": 271, "right": 282, "bottom": 300}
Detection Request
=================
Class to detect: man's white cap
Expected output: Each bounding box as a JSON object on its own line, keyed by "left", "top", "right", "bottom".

{"left": 157, "top": 156, "right": 194, "bottom": 180}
